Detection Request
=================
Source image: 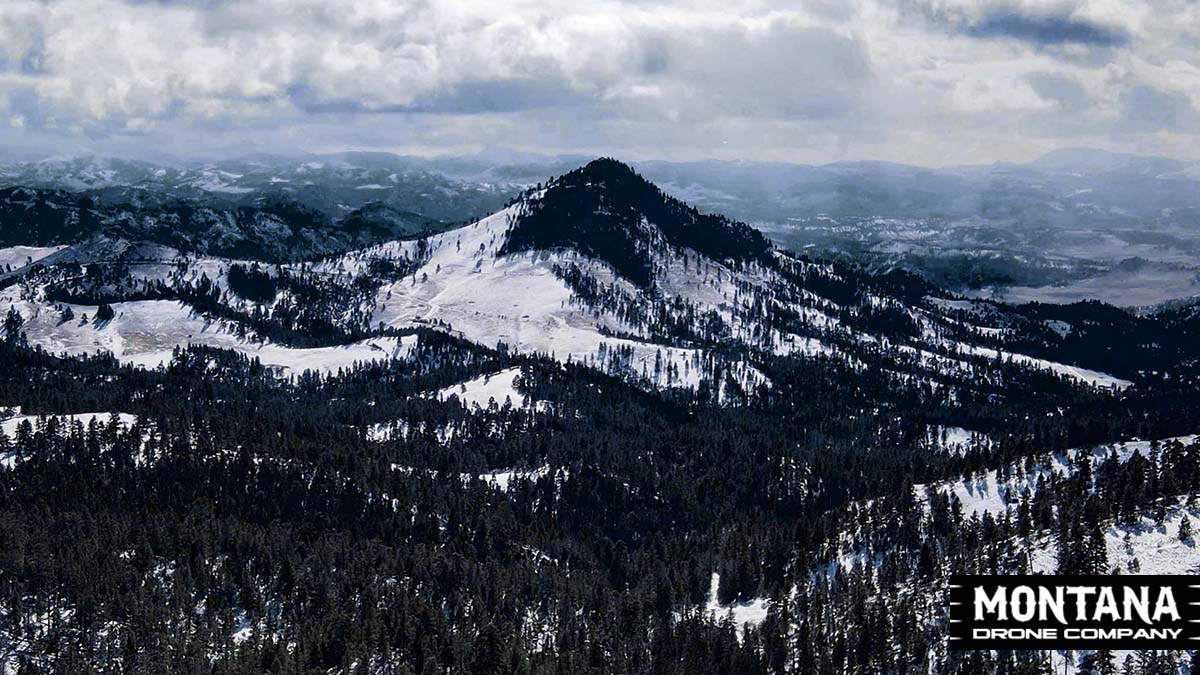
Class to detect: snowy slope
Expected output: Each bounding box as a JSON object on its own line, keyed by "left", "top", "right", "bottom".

{"left": 917, "top": 435, "right": 1199, "bottom": 518}
{"left": 2, "top": 294, "right": 418, "bottom": 375}
{"left": 328, "top": 205, "right": 743, "bottom": 391}
{"left": 1027, "top": 499, "right": 1200, "bottom": 675}
{"left": 0, "top": 245, "right": 63, "bottom": 270}
{"left": 1025, "top": 498, "right": 1200, "bottom": 576}
{"left": 437, "top": 367, "right": 529, "bottom": 409}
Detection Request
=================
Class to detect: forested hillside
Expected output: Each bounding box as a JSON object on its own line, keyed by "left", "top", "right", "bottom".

{"left": 0, "top": 160, "right": 1198, "bottom": 674}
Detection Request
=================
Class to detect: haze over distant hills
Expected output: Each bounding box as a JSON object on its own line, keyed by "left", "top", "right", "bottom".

{"left": 2, "top": 147, "right": 1198, "bottom": 306}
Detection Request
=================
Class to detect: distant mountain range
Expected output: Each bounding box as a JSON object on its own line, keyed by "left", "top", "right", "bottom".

{"left": 2, "top": 149, "right": 1199, "bottom": 304}
{"left": 644, "top": 148, "right": 1200, "bottom": 226}
{"left": 8, "top": 148, "right": 1198, "bottom": 226}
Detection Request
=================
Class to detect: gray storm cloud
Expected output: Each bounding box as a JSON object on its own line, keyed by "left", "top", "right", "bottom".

{"left": 0, "top": 0, "right": 1196, "bottom": 164}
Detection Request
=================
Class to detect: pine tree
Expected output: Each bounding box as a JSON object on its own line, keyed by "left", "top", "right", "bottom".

{"left": 3, "top": 306, "right": 23, "bottom": 342}
{"left": 95, "top": 302, "right": 116, "bottom": 322}
{"left": 1084, "top": 524, "right": 1110, "bottom": 574}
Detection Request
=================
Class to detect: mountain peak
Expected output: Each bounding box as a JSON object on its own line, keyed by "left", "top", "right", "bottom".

{"left": 502, "top": 158, "right": 772, "bottom": 286}
{"left": 577, "top": 156, "right": 639, "bottom": 176}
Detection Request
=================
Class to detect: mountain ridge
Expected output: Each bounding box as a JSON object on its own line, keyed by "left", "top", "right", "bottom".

{"left": 6, "top": 149, "right": 1200, "bottom": 306}
{"left": 502, "top": 158, "right": 773, "bottom": 286}
{"left": 6, "top": 158, "right": 1194, "bottom": 400}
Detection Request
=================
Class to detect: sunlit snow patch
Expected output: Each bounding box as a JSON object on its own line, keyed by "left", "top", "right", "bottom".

{"left": 704, "top": 572, "right": 769, "bottom": 641}
{"left": 438, "top": 367, "right": 527, "bottom": 408}
{"left": 926, "top": 425, "right": 985, "bottom": 456}
{"left": 435, "top": 367, "right": 552, "bottom": 411}
{"left": 478, "top": 464, "right": 554, "bottom": 491}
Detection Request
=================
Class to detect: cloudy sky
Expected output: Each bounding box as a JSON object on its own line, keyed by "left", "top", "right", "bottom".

{"left": 0, "top": 0, "right": 1197, "bottom": 165}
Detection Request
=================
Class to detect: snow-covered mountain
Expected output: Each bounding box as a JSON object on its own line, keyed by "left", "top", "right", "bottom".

{"left": 7, "top": 149, "right": 1200, "bottom": 306}
{"left": 3, "top": 158, "right": 1200, "bottom": 674}
{"left": 5, "top": 158, "right": 1195, "bottom": 401}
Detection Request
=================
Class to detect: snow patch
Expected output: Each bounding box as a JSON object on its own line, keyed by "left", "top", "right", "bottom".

{"left": 437, "top": 367, "right": 529, "bottom": 409}
{"left": 950, "top": 341, "right": 1133, "bottom": 390}
{"left": 704, "top": 572, "right": 769, "bottom": 641}
{"left": 478, "top": 465, "right": 553, "bottom": 491}
{"left": 917, "top": 435, "right": 1199, "bottom": 518}
{"left": 2, "top": 411, "right": 137, "bottom": 439}
{"left": 927, "top": 425, "right": 985, "bottom": 456}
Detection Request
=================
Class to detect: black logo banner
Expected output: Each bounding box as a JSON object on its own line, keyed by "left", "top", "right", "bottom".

{"left": 949, "top": 575, "right": 1200, "bottom": 650}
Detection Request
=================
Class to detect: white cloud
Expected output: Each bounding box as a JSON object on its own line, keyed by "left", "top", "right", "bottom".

{"left": 0, "top": 0, "right": 1195, "bottom": 164}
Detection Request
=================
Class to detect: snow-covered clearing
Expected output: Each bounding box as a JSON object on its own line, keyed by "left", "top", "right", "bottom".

{"left": 437, "top": 367, "right": 530, "bottom": 409}
{"left": 703, "top": 573, "right": 769, "bottom": 641}
{"left": 925, "top": 425, "right": 984, "bottom": 455}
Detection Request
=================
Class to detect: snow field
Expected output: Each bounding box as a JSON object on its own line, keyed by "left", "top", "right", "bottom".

{"left": 1, "top": 294, "right": 419, "bottom": 375}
